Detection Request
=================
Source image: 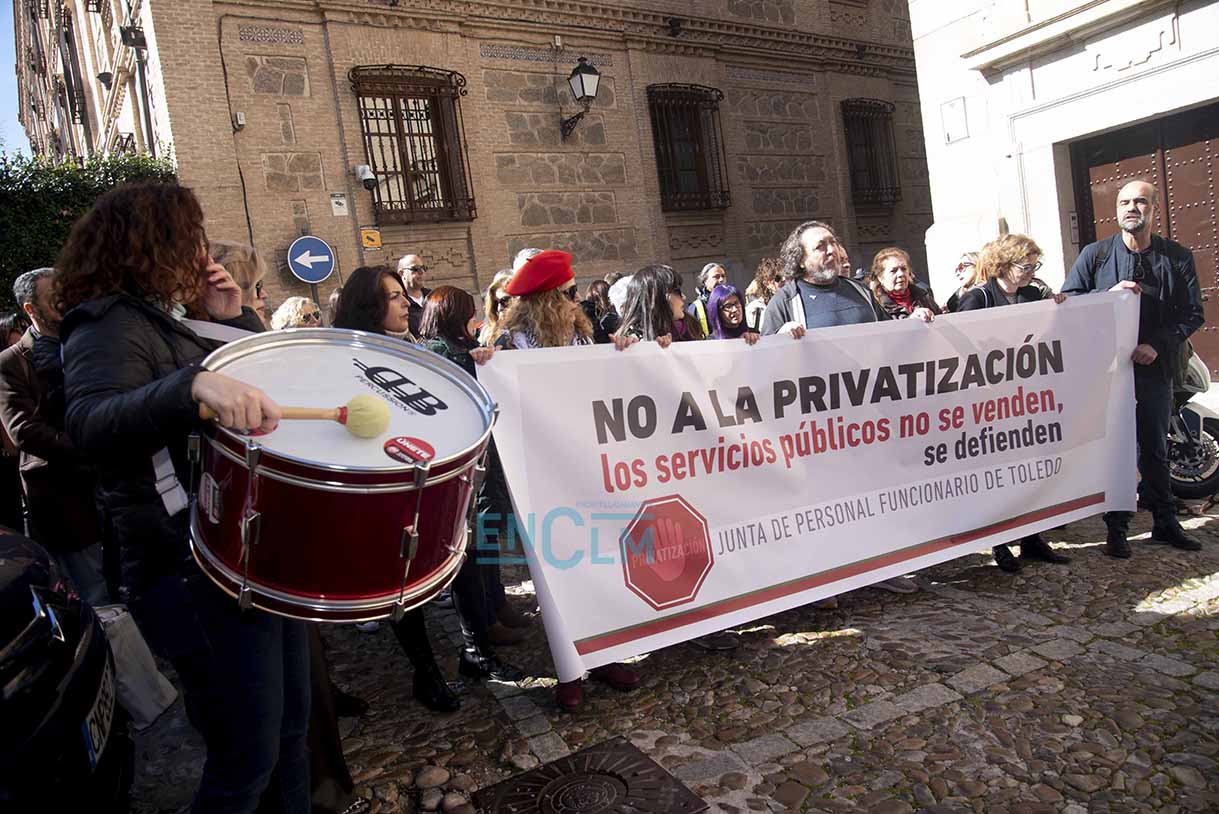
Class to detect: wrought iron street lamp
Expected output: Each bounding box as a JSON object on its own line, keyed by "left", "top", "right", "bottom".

{"left": 560, "top": 57, "right": 600, "bottom": 141}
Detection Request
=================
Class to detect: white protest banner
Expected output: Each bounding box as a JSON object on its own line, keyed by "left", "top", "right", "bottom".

{"left": 479, "top": 293, "right": 1139, "bottom": 682}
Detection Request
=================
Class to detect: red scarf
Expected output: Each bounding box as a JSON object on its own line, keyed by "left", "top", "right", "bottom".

{"left": 889, "top": 287, "right": 915, "bottom": 313}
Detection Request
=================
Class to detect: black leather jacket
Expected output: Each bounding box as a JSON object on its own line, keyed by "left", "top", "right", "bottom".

{"left": 60, "top": 295, "right": 263, "bottom": 596}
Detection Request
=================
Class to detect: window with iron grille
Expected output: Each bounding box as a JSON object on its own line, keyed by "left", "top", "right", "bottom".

{"left": 841, "top": 98, "right": 901, "bottom": 207}
{"left": 647, "top": 84, "right": 731, "bottom": 212}
{"left": 349, "top": 65, "right": 476, "bottom": 225}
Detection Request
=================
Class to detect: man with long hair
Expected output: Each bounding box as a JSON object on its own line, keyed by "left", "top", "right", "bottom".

{"left": 760, "top": 221, "right": 893, "bottom": 335}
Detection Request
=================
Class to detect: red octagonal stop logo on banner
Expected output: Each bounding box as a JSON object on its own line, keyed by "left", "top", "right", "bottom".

{"left": 620, "top": 495, "right": 714, "bottom": 611}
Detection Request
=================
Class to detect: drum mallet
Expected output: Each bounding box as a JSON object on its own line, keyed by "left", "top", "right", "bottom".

{"left": 199, "top": 393, "right": 391, "bottom": 438}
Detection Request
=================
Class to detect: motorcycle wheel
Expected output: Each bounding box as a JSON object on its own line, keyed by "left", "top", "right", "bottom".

{"left": 1170, "top": 418, "right": 1219, "bottom": 499}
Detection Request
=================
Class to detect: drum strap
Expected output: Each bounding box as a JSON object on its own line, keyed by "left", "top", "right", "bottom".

{"left": 152, "top": 447, "right": 190, "bottom": 517}
{"left": 181, "top": 319, "right": 256, "bottom": 344}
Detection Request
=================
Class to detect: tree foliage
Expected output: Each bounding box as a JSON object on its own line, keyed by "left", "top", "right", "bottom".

{"left": 0, "top": 152, "right": 176, "bottom": 312}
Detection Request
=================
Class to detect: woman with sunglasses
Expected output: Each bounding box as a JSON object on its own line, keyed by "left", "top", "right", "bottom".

{"left": 944, "top": 252, "right": 979, "bottom": 313}
{"left": 868, "top": 248, "right": 940, "bottom": 320}
{"left": 616, "top": 265, "right": 709, "bottom": 345}
{"left": 478, "top": 269, "right": 515, "bottom": 348}
{"left": 498, "top": 251, "right": 641, "bottom": 710}
{"left": 955, "top": 234, "right": 1071, "bottom": 573}
{"left": 211, "top": 239, "right": 270, "bottom": 326}
{"left": 270, "top": 296, "right": 323, "bottom": 329}
{"left": 416, "top": 287, "right": 530, "bottom": 681}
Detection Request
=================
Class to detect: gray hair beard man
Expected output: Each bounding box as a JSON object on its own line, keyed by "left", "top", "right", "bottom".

{"left": 0, "top": 268, "right": 108, "bottom": 605}
{"left": 1062, "top": 179, "right": 1206, "bottom": 557}
{"left": 760, "top": 220, "right": 892, "bottom": 335}
{"left": 396, "top": 253, "right": 431, "bottom": 337}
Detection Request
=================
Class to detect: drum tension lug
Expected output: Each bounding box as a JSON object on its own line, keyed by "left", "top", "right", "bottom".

{"left": 187, "top": 432, "right": 201, "bottom": 464}
{"left": 400, "top": 528, "right": 419, "bottom": 560}
{"left": 391, "top": 602, "right": 407, "bottom": 623}
{"left": 238, "top": 585, "right": 253, "bottom": 611}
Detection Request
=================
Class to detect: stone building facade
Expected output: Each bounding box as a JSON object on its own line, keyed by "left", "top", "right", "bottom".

{"left": 14, "top": 0, "right": 932, "bottom": 309}
{"left": 907, "top": 0, "right": 1219, "bottom": 373}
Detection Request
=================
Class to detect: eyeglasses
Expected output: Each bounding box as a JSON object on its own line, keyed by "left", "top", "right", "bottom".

{"left": 495, "top": 296, "right": 512, "bottom": 309}
{"left": 720, "top": 300, "right": 743, "bottom": 312}
{"left": 955, "top": 262, "right": 975, "bottom": 273}
{"left": 302, "top": 311, "right": 322, "bottom": 324}
{"left": 562, "top": 287, "right": 579, "bottom": 302}
{"left": 404, "top": 265, "right": 428, "bottom": 274}
{"left": 1012, "top": 262, "right": 1043, "bottom": 274}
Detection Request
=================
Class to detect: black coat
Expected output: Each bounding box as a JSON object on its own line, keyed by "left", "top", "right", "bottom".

{"left": 1062, "top": 233, "right": 1204, "bottom": 359}
{"left": 0, "top": 329, "right": 97, "bottom": 551}
{"left": 955, "top": 277, "right": 1045, "bottom": 311}
{"left": 419, "top": 336, "right": 512, "bottom": 530}
{"left": 60, "top": 295, "right": 264, "bottom": 595}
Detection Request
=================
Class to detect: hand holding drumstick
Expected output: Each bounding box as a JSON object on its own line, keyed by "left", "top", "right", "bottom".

{"left": 192, "top": 372, "right": 281, "bottom": 434}
{"left": 196, "top": 385, "right": 391, "bottom": 439}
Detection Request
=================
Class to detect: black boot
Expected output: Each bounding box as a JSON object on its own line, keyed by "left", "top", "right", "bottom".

{"left": 993, "top": 544, "right": 1021, "bottom": 573}
{"left": 413, "top": 660, "right": 461, "bottom": 713}
{"left": 331, "top": 683, "right": 370, "bottom": 718}
{"left": 459, "top": 645, "right": 526, "bottom": 682}
{"left": 1151, "top": 523, "right": 1201, "bottom": 551}
{"left": 1105, "top": 526, "right": 1131, "bottom": 559}
{"left": 1019, "top": 534, "right": 1070, "bottom": 564}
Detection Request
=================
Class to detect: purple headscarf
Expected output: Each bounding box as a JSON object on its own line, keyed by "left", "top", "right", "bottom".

{"left": 706, "top": 283, "right": 749, "bottom": 339}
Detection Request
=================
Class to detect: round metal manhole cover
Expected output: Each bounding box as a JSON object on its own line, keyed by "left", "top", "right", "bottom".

{"left": 539, "top": 771, "right": 628, "bottom": 813}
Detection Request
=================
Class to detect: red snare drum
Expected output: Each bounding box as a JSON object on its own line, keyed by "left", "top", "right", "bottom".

{"left": 189, "top": 329, "right": 496, "bottom": 622}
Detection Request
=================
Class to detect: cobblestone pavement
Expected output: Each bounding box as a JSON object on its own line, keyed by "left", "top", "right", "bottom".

{"left": 132, "top": 513, "right": 1219, "bottom": 813}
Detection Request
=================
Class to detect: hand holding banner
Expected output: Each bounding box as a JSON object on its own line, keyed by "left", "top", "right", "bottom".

{"left": 479, "top": 293, "right": 1139, "bottom": 681}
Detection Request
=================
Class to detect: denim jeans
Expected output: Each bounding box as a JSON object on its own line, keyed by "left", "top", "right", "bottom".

{"left": 131, "top": 572, "right": 311, "bottom": 814}
{"left": 1105, "top": 366, "right": 1175, "bottom": 531}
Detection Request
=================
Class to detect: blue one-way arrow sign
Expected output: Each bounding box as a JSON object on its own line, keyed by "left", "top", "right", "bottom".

{"left": 287, "top": 235, "right": 336, "bottom": 284}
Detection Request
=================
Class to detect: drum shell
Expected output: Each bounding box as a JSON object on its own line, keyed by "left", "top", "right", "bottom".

{"left": 191, "top": 424, "right": 488, "bottom": 623}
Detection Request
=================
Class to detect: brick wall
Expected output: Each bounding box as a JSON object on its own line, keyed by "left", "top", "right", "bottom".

{"left": 138, "top": 0, "right": 932, "bottom": 312}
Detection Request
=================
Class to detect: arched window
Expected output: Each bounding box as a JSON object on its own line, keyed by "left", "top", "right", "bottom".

{"left": 841, "top": 98, "right": 901, "bottom": 207}
{"left": 647, "top": 84, "right": 731, "bottom": 212}
{"left": 350, "top": 65, "right": 477, "bottom": 224}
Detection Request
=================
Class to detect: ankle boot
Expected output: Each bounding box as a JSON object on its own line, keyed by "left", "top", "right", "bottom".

{"left": 1105, "top": 526, "right": 1131, "bottom": 558}
{"left": 1019, "top": 534, "right": 1070, "bottom": 564}
{"left": 458, "top": 646, "right": 525, "bottom": 682}
{"left": 993, "top": 544, "right": 1021, "bottom": 573}
{"left": 412, "top": 661, "right": 461, "bottom": 713}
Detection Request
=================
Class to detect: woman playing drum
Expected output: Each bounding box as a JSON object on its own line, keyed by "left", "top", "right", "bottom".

{"left": 57, "top": 181, "right": 307, "bottom": 812}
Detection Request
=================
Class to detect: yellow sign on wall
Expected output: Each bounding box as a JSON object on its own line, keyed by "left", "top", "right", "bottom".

{"left": 360, "top": 228, "right": 382, "bottom": 249}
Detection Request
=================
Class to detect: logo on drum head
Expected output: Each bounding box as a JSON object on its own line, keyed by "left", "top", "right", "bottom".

{"left": 384, "top": 436, "right": 436, "bottom": 464}
{"left": 353, "top": 359, "right": 448, "bottom": 416}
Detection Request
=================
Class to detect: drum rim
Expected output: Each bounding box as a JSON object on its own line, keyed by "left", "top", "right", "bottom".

{"left": 189, "top": 507, "right": 466, "bottom": 619}
{"left": 201, "top": 327, "right": 497, "bottom": 474}
{"left": 205, "top": 434, "right": 482, "bottom": 492}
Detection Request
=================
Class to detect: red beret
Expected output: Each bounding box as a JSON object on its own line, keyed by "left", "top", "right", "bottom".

{"left": 505, "top": 250, "right": 574, "bottom": 296}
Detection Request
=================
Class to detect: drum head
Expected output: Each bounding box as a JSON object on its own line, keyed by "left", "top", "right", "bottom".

{"left": 202, "top": 328, "right": 495, "bottom": 470}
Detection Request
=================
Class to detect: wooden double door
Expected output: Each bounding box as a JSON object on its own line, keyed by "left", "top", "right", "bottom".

{"left": 1071, "top": 100, "right": 1219, "bottom": 373}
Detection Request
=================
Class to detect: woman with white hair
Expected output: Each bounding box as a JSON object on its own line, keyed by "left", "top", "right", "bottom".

{"left": 270, "top": 296, "right": 322, "bottom": 330}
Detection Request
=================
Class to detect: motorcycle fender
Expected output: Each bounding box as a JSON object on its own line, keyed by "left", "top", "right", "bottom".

{"left": 1182, "top": 403, "right": 1219, "bottom": 432}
